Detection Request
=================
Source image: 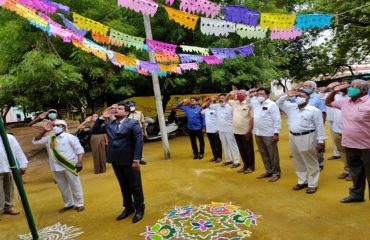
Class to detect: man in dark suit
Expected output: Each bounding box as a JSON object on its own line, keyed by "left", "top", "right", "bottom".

{"left": 92, "top": 102, "right": 145, "bottom": 223}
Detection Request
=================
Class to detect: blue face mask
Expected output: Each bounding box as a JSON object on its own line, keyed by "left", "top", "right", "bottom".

{"left": 302, "top": 88, "right": 313, "bottom": 94}
{"left": 48, "top": 113, "right": 57, "bottom": 120}
{"left": 290, "top": 96, "right": 296, "bottom": 102}
{"left": 347, "top": 87, "right": 361, "bottom": 98}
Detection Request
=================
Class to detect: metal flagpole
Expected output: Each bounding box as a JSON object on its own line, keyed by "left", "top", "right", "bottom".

{"left": 0, "top": 118, "right": 39, "bottom": 239}
{"left": 142, "top": 14, "right": 171, "bottom": 159}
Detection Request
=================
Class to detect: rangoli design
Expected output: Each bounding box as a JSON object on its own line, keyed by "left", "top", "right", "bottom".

{"left": 141, "top": 202, "right": 261, "bottom": 239}
{"left": 18, "top": 222, "right": 83, "bottom": 240}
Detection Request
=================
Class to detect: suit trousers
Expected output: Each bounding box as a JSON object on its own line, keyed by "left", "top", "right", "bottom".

{"left": 345, "top": 148, "right": 370, "bottom": 200}
{"left": 52, "top": 170, "right": 84, "bottom": 207}
{"left": 207, "top": 132, "right": 222, "bottom": 159}
{"left": 188, "top": 129, "right": 205, "bottom": 155}
{"left": 219, "top": 132, "right": 240, "bottom": 164}
{"left": 112, "top": 163, "right": 145, "bottom": 211}
{"left": 0, "top": 172, "right": 14, "bottom": 213}
{"left": 290, "top": 132, "right": 320, "bottom": 188}
{"left": 328, "top": 121, "right": 340, "bottom": 157}
{"left": 234, "top": 134, "right": 255, "bottom": 170}
{"left": 255, "top": 135, "right": 280, "bottom": 175}
{"left": 333, "top": 132, "right": 349, "bottom": 172}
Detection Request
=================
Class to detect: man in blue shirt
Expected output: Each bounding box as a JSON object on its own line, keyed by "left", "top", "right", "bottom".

{"left": 176, "top": 97, "right": 205, "bottom": 159}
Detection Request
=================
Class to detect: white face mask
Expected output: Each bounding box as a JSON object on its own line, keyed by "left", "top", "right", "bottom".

{"left": 130, "top": 106, "right": 135, "bottom": 112}
{"left": 53, "top": 126, "right": 64, "bottom": 134}
{"left": 257, "top": 96, "right": 266, "bottom": 103}
{"left": 48, "top": 113, "right": 57, "bottom": 120}
{"left": 295, "top": 97, "right": 307, "bottom": 105}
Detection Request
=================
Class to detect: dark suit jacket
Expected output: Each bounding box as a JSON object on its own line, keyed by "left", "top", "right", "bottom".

{"left": 91, "top": 117, "right": 143, "bottom": 166}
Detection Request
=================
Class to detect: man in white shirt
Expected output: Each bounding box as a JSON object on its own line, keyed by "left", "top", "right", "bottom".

{"left": 200, "top": 100, "right": 222, "bottom": 162}
{"left": 249, "top": 88, "right": 282, "bottom": 182}
{"left": 208, "top": 94, "right": 240, "bottom": 167}
{"left": 33, "top": 120, "right": 85, "bottom": 213}
{"left": 0, "top": 134, "right": 28, "bottom": 216}
{"left": 277, "top": 90, "right": 326, "bottom": 194}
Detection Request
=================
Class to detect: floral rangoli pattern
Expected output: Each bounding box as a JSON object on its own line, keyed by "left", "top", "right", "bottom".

{"left": 141, "top": 202, "right": 261, "bottom": 240}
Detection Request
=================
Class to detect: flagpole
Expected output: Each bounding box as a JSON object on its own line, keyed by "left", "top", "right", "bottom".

{"left": 0, "top": 118, "right": 39, "bottom": 239}
{"left": 142, "top": 14, "right": 171, "bottom": 159}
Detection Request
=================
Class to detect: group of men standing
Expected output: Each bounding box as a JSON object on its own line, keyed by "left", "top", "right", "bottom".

{"left": 178, "top": 79, "right": 370, "bottom": 202}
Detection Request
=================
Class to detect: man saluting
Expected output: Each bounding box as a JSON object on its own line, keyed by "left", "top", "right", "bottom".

{"left": 92, "top": 102, "right": 145, "bottom": 223}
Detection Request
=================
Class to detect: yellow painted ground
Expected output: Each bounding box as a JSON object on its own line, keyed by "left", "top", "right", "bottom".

{"left": 0, "top": 119, "right": 369, "bottom": 240}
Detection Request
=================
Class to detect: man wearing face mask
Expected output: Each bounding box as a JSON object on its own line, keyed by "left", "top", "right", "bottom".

{"left": 248, "top": 88, "right": 282, "bottom": 182}
{"left": 225, "top": 90, "right": 254, "bottom": 173}
{"left": 326, "top": 80, "right": 370, "bottom": 203}
{"left": 92, "top": 103, "right": 145, "bottom": 223}
{"left": 32, "top": 120, "right": 85, "bottom": 212}
{"left": 28, "top": 109, "right": 59, "bottom": 129}
{"left": 277, "top": 90, "right": 326, "bottom": 194}
{"left": 127, "top": 101, "right": 146, "bottom": 165}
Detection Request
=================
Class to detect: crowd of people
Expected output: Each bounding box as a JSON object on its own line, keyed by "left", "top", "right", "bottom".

{"left": 177, "top": 79, "right": 370, "bottom": 200}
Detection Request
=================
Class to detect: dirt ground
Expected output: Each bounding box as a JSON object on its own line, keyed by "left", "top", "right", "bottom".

{"left": 0, "top": 119, "right": 369, "bottom": 240}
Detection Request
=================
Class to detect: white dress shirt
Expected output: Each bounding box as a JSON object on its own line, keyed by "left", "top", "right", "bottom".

{"left": 249, "top": 97, "right": 281, "bottom": 137}
{"left": 318, "top": 92, "right": 335, "bottom": 121}
{"left": 332, "top": 93, "right": 347, "bottom": 134}
{"left": 277, "top": 95, "right": 327, "bottom": 142}
{"left": 201, "top": 108, "right": 218, "bottom": 133}
{"left": 0, "top": 134, "right": 28, "bottom": 173}
{"left": 33, "top": 132, "right": 84, "bottom": 172}
{"left": 210, "top": 103, "right": 233, "bottom": 133}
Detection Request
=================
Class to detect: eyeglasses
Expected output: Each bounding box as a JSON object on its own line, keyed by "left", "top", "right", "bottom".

{"left": 54, "top": 124, "right": 64, "bottom": 127}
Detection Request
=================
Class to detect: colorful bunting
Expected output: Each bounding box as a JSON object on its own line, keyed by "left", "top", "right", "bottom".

{"left": 179, "top": 0, "right": 221, "bottom": 18}
{"left": 19, "top": 0, "right": 56, "bottom": 14}
{"left": 164, "top": 6, "right": 199, "bottom": 31}
{"left": 211, "top": 48, "right": 236, "bottom": 58}
{"left": 222, "top": 6, "right": 260, "bottom": 26}
{"left": 92, "top": 32, "right": 111, "bottom": 44}
{"left": 109, "top": 29, "right": 146, "bottom": 50}
{"left": 180, "top": 62, "right": 199, "bottom": 71}
{"left": 179, "top": 54, "right": 204, "bottom": 63}
{"left": 154, "top": 52, "right": 180, "bottom": 63}
{"left": 146, "top": 39, "right": 177, "bottom": 55}
{"left": 58, "top": 13, "right": 87, "bottom": 37}
{"left": 117, "top": 0, "right": 158, "bottom": 17}
{"left": 236, "top": 44, "right": 254, "bottom": 57}
{"left": 236, "top": 24, "right": 268, "bottom": 39}
{"left": 260, "top": 13, "right": 296, "bottom": 31}
{"left": 295, "top": 14, "right": 332, "bottom": 30}
{"left": 200, "top": 17, "right": 236, "bottom": 37}
{"left": 180, "top": 45, "right": 209, "bottom": 55}
{"left": 48, "top": 23, "right": 83, "bottom": 42}
{"left": 43, "top": 0, "right": 69, "bottom": 13}
{"left": 72, "top": 12, "right": 109, "bottom": 35}
{"left": 270, "top": 28, "right": 302, "bottom": 40}
{"left": 114, "top": 52, "right": 138, "bottom": 67}
{"left": 165, "top": 0, "right": 175, "bottom": 5}
{"left": 14, "top": 3, "right": 49, "bottom": 30}
{"left": 202, "top": 55, "right": 223, "bottom": 65}
{"left": 139, "top": 61, "right": 160, "bottom": 73}
{"left": 159, "top": 64, "right": 178, "bottom": 73}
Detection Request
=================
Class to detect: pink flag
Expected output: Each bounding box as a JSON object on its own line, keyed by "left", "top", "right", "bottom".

{"left": 270, "top": 28, "right": 302, "bottom": 40}
{"left": 146, "top": 39, "right": 177, "bottom": 55}
{"left": 117, "top": 0, "right": 158, "bottom": 17}
{"left": 202, "top": 55, "right": 223, "bottom": 65}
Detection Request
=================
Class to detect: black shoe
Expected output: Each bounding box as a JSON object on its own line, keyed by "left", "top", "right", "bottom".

{"left": 133, "top": 210, "right": 144, "bottom": 223}
{"left": 193, "top": 154, "right": 198, "bottom": 160}
{"left": 214, "top": 158, "right": 222, "bottom": 163}
{"left": 328, "top": 156, "right": 341, "bottom": 160}
{"left": 140, "top": 160, "right": 147, "bottom": 165}
{"left": 116, "top": 209, "right": 135, "bottom": 221}
{"left": 292, "top": 183, "right": 308, "bottom": 191}
{"left": 319, "top": 165, "right": 324, "bottom": 171}
{"left": 340, "top": 196, "right": 365, "bottom": 203}
{"left": 198, "top": 154, "right": 204, "bottom": 159}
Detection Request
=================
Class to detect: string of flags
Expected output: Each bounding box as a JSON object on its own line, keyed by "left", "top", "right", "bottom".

{"left": 116, "top": 0, "right": 333, "bottom": 40}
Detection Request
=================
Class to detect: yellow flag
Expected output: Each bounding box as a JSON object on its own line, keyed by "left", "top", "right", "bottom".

{"left": 114, "top": 53, "right": 138, "bottom": 67}
{"left": 159, "top": 64, "right": 178, "bottom": 73}
{"left": 260, "top": 13, "right": 296, "bottom": 31}
{"left": 164, "top": 6, "right": 199, "bottom": 31}
{"left": 72, "top": 13, "right": 109, "bottom": 35}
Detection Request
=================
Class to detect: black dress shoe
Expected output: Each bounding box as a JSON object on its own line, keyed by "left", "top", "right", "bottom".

{"left": 139, "top": 160, "right": 147, "bottom": 165}
{"left": 292, "top": 183, "right": 308, "bottom": 191}
{"left": 116, "top": 209, "right": 135, "bottom": 221}
{"left": 340, "top": 196, "right": 365, "bottom": 203}
{"left": 198, "top": 154, "right": 204, "bottom": 159}
{"left": 133, "top": 210, "right": 144, "bottom": 223}
{"left": 193, "top": 154, "right": 198, "bottom": 160}
{"left": 214, "top": 158, "right": 222, "bottom": 163}
{"left": 328, "top": 156, "right": 341, "bottom": 160}
{"left": 306, "top": 187, "right": 318, "bottom": 194}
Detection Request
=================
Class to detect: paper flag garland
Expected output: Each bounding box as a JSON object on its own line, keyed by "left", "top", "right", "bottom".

{"left": 49, "top": 23, "right": 83, "bottom": 42}
{"left": 165, "top": 0, "right": 175, "bottom": 5}
{"left": 164, "top": 6, "right": 199, "bottom": 31}
{"left": 155, "top": 52, "right": 180, "bottom": 63}
{"left": 222, "top": 6, "right": 260, "bottom": 26}
{"left": 260, "top": 13, "right": 296, "bottom": 31}
{"left": 109, "top": 29, "right": 146, "bottom": 50}
{"left": 117, "top": 0, "right": 158, "bottom": 17}
{"left": 146, "top": 39, "right": 177, "bottom": 55}
{"left": 92, "top": 32, "right": 111, "bottom": 44}
{"left": 58, "top": 13, "right": 87, "bottom": 37}
{"left": 180, "top": 45, "right": 209, "bottom": 55}
{"left": 179, "top": 54, "right": 204, "bottom": 63}
{"left": 180, "top": 62, "right": 199, "bottom": 71}
{"left": 179, "top": 0, "right": 221, "bottom": 18}
{"left": 202, "top": 55, "right": 223, "bottom": 65}
{"left": 0, "top": 0, "right": 5, "bottom": 6}
{"left": 159, "top": 64, "right": 178, "bottom": 72}
{"left": 19, "top": 0, "right": 56, "bottom": 14}
{"left": 200, "top": 17, "right": 236, "bottom": 37}
{"left": 211, "top": 48, "right": 236, "bottom": 58}
{"left": 137, "top": 69, "right": 149, "bottom": 75}
{"left": 139, "top": 61, "right": 160, "bottom": 73}
{"left": 43, "top": 0, "right": 69, "bottom": 13}
{"left": 270, "top": 28, "right": 302, "bottom": 40}
{"left": 235, "top": 24, "right": 268, "bottom": 39}
{"left": 295, "top": 14, "right": 332, "bottom": 30}
{"left": 72, "top": 13, "right": 109, "bottom": 35}
{"left": 82, "top": 39, "right": 108, "bottom": 61}
{"left": 14, "top": 3, "right": 49, "bottom": 29}
{"left": 236, "top": 44, "right": 254, "bottom": 57}
{"left": 114, "top": 52, "right": 138, "bottom": 67}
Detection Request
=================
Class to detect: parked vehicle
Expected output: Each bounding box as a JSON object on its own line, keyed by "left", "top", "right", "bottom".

{"left": 144, "top": 116, "right": 179, "bottom": 142}
{"left": 75, "top": 127, "right": 91, "bottom": 152}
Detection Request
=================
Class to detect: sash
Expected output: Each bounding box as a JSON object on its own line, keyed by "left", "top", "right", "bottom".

{"left": 50, "top": 136, "right": 79, "bottom": 176}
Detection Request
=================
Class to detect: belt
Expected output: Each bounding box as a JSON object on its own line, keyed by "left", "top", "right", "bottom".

{"left": 290, "top": 130, "right": 315, "bottom": 136}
